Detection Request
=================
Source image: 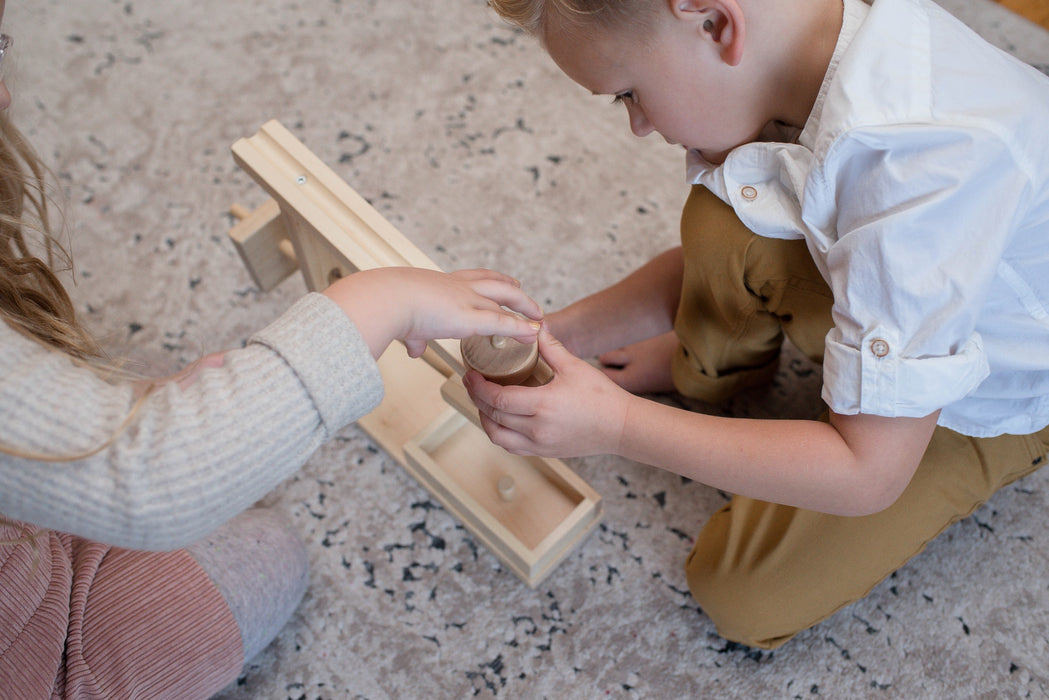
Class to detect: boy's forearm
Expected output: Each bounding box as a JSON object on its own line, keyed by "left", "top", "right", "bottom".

{"left": 617, "top": 397, "right": 938, "bottom": 516}
{"left": 551, "top": 246, "right": 684, "bottom": 357}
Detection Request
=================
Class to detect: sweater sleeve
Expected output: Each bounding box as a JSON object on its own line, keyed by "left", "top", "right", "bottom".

{"left": 0, "top": 292, "right": 384, "bottom": 550}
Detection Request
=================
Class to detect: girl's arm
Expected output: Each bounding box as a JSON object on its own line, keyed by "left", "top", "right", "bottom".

{"left": 325, "top": 267, "right": 542, "bottom": 359}
{"left": 173, "top": 267, "right": 544, "bottom": 392}
{"left": 0, "top": 268, "right": 541, "bottom": 550}
{"left": 465, "top": 327, "right": 939, "bottom": 517}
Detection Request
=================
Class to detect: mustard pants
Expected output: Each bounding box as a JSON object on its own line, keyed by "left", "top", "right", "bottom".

{"left": 675, "top": 186, "right": 1049, "bottom": 649}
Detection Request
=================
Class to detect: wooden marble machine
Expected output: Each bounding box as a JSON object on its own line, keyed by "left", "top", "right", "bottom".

{"left": 227, "top": 120, "right": 602, "bottom": 587}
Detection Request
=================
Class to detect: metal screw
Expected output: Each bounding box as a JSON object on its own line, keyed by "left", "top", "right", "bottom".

{"left": 295, "top": 175, "right": 307, "bottom": 185}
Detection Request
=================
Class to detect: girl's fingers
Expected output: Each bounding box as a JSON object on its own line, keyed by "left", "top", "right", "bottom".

{"left": 404, "top": 339, "right": 427, "bottom": 358}
{"left": 468, "top": 278, "right": 543, "bottom": 321}
{"left": 452, "top": 268, "right": 521, "bottom": 286}
{"left": 475, "top": 309, "right": 541, "bottom": 342}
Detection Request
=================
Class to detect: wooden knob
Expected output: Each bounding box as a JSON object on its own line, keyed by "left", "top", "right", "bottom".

{"left": 462, "top": 334, "right": 547, "bottom": 386}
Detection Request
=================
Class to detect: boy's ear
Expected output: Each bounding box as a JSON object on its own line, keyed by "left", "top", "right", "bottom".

{"left": 669, "top": 0, "right": 746, "bottom": 67}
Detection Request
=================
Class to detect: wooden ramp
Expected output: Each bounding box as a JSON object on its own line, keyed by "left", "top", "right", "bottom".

{"left": 227, "top": 120, "right": 602, "bottom": 587}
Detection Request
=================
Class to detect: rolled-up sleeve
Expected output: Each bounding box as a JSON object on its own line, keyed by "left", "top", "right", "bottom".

{"left": 811, "top": 124, "right": 1028, "bottom": 418}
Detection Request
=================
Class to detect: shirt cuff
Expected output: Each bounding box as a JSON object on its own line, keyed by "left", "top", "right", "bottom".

{"left": 250, "top": 292, "right": 384, "bottom": 436}
{"left": 821, "top": 327, "right": 990, "bottom": 418}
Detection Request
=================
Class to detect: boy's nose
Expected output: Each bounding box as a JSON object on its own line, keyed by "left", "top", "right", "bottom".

{"left": 626, "top": 103, "right": 654, "bottom": 138}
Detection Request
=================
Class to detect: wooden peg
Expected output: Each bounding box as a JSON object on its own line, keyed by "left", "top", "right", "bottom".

{"left": 497, "top": 475, "right": 516, "bottom": 502}
{"left": 230, "top": 202, "right": 252, "bottom": 220}
{"left": 461, "top": 334, "right": 553, "bottom": 387}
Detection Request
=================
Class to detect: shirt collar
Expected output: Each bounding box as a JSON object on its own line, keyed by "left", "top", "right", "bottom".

{"left": 686, "top": 0, "right": 871, "bottom": 181}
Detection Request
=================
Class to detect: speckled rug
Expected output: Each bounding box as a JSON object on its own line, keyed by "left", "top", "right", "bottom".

{"left": 8, "top": 0, "right": 1049, "bottom": 697}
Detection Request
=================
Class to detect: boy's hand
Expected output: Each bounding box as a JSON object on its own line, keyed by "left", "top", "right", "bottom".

{"left": 463, "top": 325, "right": 631, "bottom": 458}
{"left": 595, "top": 331, "right": 679, "bottom": 394}
{"left": 324, "top": 267, "right": 542, "bottom": 359}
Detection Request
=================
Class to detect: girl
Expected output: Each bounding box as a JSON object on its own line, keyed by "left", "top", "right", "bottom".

{"left": 0, "top": 1, "right": 542, "bottom": 695}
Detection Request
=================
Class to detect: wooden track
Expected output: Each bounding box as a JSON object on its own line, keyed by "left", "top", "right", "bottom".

{"left": 228, "top": 120, "right": 602, "bottom": 587}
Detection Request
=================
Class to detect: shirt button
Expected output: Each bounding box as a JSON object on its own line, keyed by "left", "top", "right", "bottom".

{"left": 740, "top": 185, "right": 758, "bottom": 201}
{"left": 870, "top": 339, "right": 890, "bottom": 358}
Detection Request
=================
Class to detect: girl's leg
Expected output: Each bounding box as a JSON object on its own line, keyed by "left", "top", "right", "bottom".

{"left": 686, "top": 425, "right": 1049, "bottom": 649}
{"left": 57, "top": 508, "right": 307, "bottom": 698}
{"left": 185, "top": 507, "right": 309, "bottom": 663}
{"left": 59, "top": 543, "right": 243, "bottom": 698}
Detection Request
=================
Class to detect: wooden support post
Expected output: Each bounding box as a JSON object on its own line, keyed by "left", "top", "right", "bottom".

{"left": 228, "top": 199, "right": 298, "bottom": 292}
{"left": 228, "top": 120, "right": 601, "bottom": 587}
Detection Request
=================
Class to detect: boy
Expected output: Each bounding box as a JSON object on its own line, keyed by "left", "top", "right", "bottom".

{"left": 469, "top": 0, "right": 1049, "bottom": 648}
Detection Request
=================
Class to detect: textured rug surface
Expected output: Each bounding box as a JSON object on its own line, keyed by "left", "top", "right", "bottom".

{"left": 8, "top": 0, "right": 1049, "bottom": 697}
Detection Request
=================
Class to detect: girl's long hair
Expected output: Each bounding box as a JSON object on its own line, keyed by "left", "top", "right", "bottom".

{"left": 0, "top": 112, "right": 158, "bottom": 467}
{"left": 0, "top": 111, "right": 102, "bottom": 359}
{"left": 0, "top": 111, "right": 109, "bottom": 553}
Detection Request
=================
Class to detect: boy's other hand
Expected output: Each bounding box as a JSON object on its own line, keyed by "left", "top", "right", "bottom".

{"left": 463, "top": 325, "right": 631, "bottom": 459}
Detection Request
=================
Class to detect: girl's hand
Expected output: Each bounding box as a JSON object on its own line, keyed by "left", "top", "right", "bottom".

{"left": 324, "top": 267, "right": 542, "bottom": 359}
{"left": 463, "top": 325, "right": 632, "bottom": 458}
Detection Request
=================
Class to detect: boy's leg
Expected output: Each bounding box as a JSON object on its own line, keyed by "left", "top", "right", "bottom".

{"left": 671, "top": 185, "right": 1049, "bottom": 649}
{"left": 671, "top": 185, "right": 833, "bottom": 403}
{"left": 59, "top": 508, "right": 307, "bottom": 698}
{"left": 686, "top": 424, "right": 1049, "bottom": 649}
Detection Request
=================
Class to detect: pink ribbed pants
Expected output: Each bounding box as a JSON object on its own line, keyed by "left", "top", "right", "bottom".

{"left": 0, "top": 521, "right": 243, "bottom": 699}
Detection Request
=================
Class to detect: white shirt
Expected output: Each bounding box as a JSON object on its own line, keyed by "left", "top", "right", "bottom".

{"left": 687, "top": 0, "right": 1049, "bottom": 437}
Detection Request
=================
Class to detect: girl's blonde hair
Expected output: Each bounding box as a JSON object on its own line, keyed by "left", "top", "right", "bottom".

{"left": 0, "top": 111, "right": 106, "bottom": 552}
{"left": 0, "top": 111, "right": 154, "bottom": 466}
{"left": 0, "top": 111, "right": 102, "bottom": 360}
{"left": 487, "top": 0, "right": 657, "bottom": 37}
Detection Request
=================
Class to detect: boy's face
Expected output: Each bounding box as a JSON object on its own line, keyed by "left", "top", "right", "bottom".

{"left": 542, "top": 8, "right": 759, "bottom": 163}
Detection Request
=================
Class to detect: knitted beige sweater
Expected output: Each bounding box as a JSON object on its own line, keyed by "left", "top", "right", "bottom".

{"left": 0, "top": 292, "right": 384, "bottom": 550}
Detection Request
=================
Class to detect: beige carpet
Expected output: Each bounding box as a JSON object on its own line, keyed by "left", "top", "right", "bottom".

{"left": 8, "top": 0, "right": 1049, "bottom": 697}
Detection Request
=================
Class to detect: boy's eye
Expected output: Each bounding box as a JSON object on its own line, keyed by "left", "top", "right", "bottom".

{"left": 612, "top": 91, "right": 635, "bottom": 105}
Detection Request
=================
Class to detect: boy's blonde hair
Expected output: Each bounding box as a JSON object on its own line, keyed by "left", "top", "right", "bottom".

{"left": 488, "top": 0, "right": 658, "bottom": 37}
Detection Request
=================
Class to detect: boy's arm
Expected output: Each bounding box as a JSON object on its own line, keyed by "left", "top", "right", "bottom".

{"left": 466, "top": 328, "right": 940, "bottom": 517}
{"left": 550, "top": 247, "right": 683, "bottom": 358}
{"left": 619, "top": 399, "right": 939, "bottom": 516}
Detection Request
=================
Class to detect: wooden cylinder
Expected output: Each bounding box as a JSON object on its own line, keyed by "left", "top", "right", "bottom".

{"left": 461, "top": 334, "right": 552, "bottom": 387}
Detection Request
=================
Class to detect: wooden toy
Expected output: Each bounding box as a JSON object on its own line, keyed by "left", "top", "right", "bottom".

{"left": 461, "top": 333, "right": 554, "bottom": 386}
{"left": 227, "top": 120, "right": 601, "bottom": 587}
